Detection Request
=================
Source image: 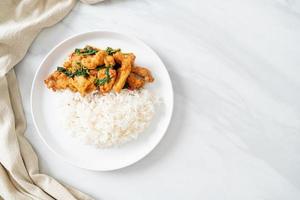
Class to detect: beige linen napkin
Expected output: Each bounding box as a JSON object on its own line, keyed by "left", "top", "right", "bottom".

{"left": 0, "top": 0, "right": 103, "bottom": 199}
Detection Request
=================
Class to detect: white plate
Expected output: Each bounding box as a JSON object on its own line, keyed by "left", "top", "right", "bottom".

{"left": 31, "top": 31, "right": 173, "bottom": 171}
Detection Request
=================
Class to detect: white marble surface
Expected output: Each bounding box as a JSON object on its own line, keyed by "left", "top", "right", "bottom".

{"left": 15, "top": 0, "right": 300, "bottom": 199}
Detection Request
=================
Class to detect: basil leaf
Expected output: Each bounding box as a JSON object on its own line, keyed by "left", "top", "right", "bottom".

{"left": 56, "top": 67, "right": 74, "bottom": 78}
{"left": 105, "top": 67, "right": 111, "bottom": 81}
{"left": 81, "top": 49, "right": 98, "bottom": 55}
{"left": 57, "top": 66, "right": 89, "bottom": 78}
{"left": 74, "top": 47, "right": 98, "bottom": 55}
{"left": 105, "top": 47, "right": 120, "bottom": 55}
{"left": 57, "top": 67, "right": 66, "bottom": 72}
{"left": 94, "top": 68, "right": 112, "bottom": 86}
{"left": 96, "top": 64, "right": 105, "bottom": 70}
{"left": 74, "top": 68, "right": 89, "bottom": 77}
{"left": 75, "top": 49, "right": 81, "bottom": 54}
{"left": 94, "top": 78, "right": 108, "bottom": 86}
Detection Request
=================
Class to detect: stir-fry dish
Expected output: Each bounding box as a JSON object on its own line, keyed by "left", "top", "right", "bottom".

{"left": 44, "top": 46, "right": 154, "bottom": 95}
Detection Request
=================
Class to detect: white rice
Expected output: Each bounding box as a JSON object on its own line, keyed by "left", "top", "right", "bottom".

{"left": 57, "top": 89, "right": 157, "bottom": 148}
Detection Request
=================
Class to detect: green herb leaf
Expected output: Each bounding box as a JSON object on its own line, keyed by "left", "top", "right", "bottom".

{"left": 105, "top": 67, "right": 111, "bottom": 81}
{"left": 75, "top": 49, "right": 81, "bottom": 54}
{"left": 105, "top": 47, "right": 121, "bottom": 55}
{"left": 57, "top": 67, "right": 66, "bottom": 72}
{"left": 94, "top": 77, "right": 109, "bottom": 86}
{"left": 57, "top": 67, "right": 74, "bottom": 78}
{"left": 82, "top": 49, "right": 98, "bottom": 55}
{"left": 74, "top": 47, "right": 98, "bottom": 55}
{"left": 57, "top": 66, "right": 89, "bottom": 78}
{"left": 94, "top": 67, "right": 112, "bottom": 87}
{"left": 74, "top": 68, "right": 89, "bottom": 77}
{"left": 96, "top": 64, "right": 105, "bottom": 70}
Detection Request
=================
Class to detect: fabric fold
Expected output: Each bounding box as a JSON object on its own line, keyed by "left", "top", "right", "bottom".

{"left": 0, "top": 0, "right": 104, "bottom": 199}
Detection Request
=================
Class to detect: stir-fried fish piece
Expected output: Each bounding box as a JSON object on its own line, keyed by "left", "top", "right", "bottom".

{"left": 89, "top": 69, "right": 98, "bottom": 76}
{"left": 113, "top": 53, "right": 135, "bottom": 93}
{"left": 126, "top": 66, "right": 154, "bottom": 89}
{"left": 132, "top": 66, "right": 154, "bottom": 82}
{"left": 81, "top": 50, "right": 107, "bottom": 69}
{"left": 113, "top": 52, "right": 135, "bottom": 65}
{"left": 63, "top": 53, "right": 84, "bottom": 72}
{"left": 69, "top": 76, "right": 96, "bottom": 96}
{"left": 44, "top": 71, "right": 70, "bottom": 91}
{"left": 104, "top": 55, "right": 115, "bottom": 67}
{"left": 97, "top": 68, "right": 117, "bottom": 93}
{"left": 127, "top": 73, "right": 145, "bottom": 89}
{"left": 112, "top": 52, "right": 123, "bottom": 64}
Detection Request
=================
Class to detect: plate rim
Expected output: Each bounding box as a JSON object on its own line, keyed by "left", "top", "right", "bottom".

{"left": 30, "top": 30, "right": 174, "bottom": 171}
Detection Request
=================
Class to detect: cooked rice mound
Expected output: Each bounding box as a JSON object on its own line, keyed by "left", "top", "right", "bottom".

{"left": 58, "top": 89, "right": 157, "bottom": 148}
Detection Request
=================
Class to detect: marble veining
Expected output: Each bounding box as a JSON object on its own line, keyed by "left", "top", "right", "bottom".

{"left": 15, "top": 0, "right": 300, "bottom": 199}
